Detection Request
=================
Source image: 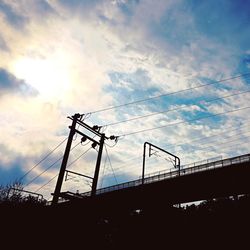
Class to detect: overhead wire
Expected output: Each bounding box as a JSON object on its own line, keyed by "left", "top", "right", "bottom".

{"left": 104, "top": 144, "right": 118, "bottom": 184}
{"left": 24, "top": 142, "right": 81, "bottom": 188}
{"left": 191, "top": 133, "right": 250, "bottom": 154}
{"left": 192, "top": 127, "right": 250, "bottom": 149}
{"left": 141, "top": 140, "right": 250, "bottom": 178}
{"left": 147, "top": 122, "right": 250, "bottom": 154}
{"left": 29, "top": 73, "right": 250, "bottom": 193}
{"left": 24, "top": 155, "right": 64, "bottom": 188}
{"left": 100, "top": 152, "right": 108, "bottom": 188}
{"left": 102, "top": 124, "right": 250, "bottom": 177}
{"left": 143, "top": 134, "right": 250, "bottom": 171}
{"left": 67, "top": 147, "right": 92, "bottom": 168}
{"left": 34, "top": 135, "right": 98, "bottom": 192}
{"left": 36, "top": 130, "right": 250, "bottom": 194}
{"left": 19, "top": 137, "right": 68, "bottom": 182}
{"left": 121, "top": 138, "right": 250, "bottom": 179}
{"left": 88, "top": 72, "right": 250, "bottom": 114}
{"left": 102, "top": 124, "right": 250, "bottom": 176}
{"left": 215, "top": 140, "right": 250, "bottom": 153}
{"left": 102, "top": 162, "right": 141, "bottom": 181}
{"left": 178, "top": 140, "right": 250, "bottom": 168}
{"left": 154, "top": 131, "right": 250, "bottom": 166}
{"left": 103, "top": 89, "right": 250, "bottom": 127}
{"left": 170, "top": 123, "right": 250, "bottom": 149}
{"left": 34, "top": 146, "right": 92, "bottom": 192}
{"left": 101, "top": 156, "right": 142, "bottom": 180}
{"left": 112, "top": 156, "right": 142, "bottom": 172}
{"left": 103, "top": 119, "right": 250, "bottom": 171}
{"left": 35, "top": 174, "right": 58, "bottom": 193}
{"left": 117, "top": 106, "right": 250, "bottom": 137}
{"left": 22, "top": 102, "right": 250, "bottom": 190}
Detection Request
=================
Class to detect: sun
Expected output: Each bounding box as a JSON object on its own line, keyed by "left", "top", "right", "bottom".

{"left": 12, "top": 57, "right": 71, "bottom": 99}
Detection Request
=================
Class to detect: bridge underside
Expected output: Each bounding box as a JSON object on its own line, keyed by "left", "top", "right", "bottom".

{"left": 58, "top": 160, "right": 250, "bottom": 213}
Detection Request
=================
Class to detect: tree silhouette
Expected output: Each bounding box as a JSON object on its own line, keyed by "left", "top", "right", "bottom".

{"left": 0, "top": 181, "right": 46, "bottom": 206}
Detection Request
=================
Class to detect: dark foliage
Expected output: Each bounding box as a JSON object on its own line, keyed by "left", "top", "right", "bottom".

{"left": 1, "top": 194, "right": 250, "bottom": 248}
{"left": 0, "top": 181, "right": 46, "bottom": 207}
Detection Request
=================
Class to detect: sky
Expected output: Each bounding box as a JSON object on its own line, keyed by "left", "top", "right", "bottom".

{"left": 0, "top": 0, "right": 250, "bottom": 200}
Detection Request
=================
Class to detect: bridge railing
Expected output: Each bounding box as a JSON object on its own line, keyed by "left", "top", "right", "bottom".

{"left": 81, "top": 153, "right": 250, "bottom": 197}
{"left": 140, "top": 156, "right": 223, "bottom": 179}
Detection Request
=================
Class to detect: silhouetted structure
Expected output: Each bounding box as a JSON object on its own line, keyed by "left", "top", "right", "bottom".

{"left": 58, "top": 153, "right": 250, "bottom": 214}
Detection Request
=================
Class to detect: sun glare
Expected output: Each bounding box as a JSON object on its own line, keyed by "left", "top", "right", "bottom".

{"left": 12, "top": 57, "right": 71, "bottom": 99}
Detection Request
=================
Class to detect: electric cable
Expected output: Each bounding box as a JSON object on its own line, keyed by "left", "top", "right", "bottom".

{"left": 146, "top": 137, "right": 250, "bottom": 171}
{"left": 100, "top": 153, "right": 108, "bottom": 188}
{"left": 105, "top": 126, "right": 250, "bottom": 177}
{"left": 104, "top": 144, "right": 118, "bottom": 184}
{"left": 35, "top": 174, "right": 58, "bottom": 193}
{"left": 24, "top": 142, "right": 81, "bottom": 187}
{"left": 67, "top": 147, "right": 92, "bottom": 168}
{"left": 88, "top": 72, "right": 250, "bottom": 114}
{"left": 192, "top": 133, "right": 250, "bottom": 154}
{"left": 19, "top": 137, "right": 68, "bottom": 182}
{"left": 34, "top": 146, "right": 92, "bottom": 192}
{"left": 103, "top": 89, "right": 250, "bottom": 127}
{"left": 117, "top": 106, "right": 250, "bottom": 137}
{"left": 154, "top": 123, "right": 250, "bottom": 153}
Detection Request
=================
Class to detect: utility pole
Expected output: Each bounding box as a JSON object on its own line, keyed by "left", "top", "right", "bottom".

{"left": 91, "top": 133, "right": 105, "bottom": 196}
{"left": 51, "top": 113, "right": 117, "bottom": 205}
{"left": 52, "top": 113, "right": 80, "bottom": 205}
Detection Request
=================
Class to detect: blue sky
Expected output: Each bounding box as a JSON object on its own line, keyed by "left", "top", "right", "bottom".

{"left": 0, "top": 0, "right": 250, "bottom": 200}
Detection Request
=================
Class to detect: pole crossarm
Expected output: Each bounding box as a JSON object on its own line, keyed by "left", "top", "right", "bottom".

{"left": 68, "top": 116, "right": 109, "bottom": 139}
{"left": 74, "top": 128, "right": 100, "bottom": 145}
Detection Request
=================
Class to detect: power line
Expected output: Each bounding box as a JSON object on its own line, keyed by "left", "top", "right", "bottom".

{"left": 118, "top": 106, "right": 250, "bottom": 137}
{"left": 112, "top": 156, "right": 142, "bottom": 172}
{"left": 37, "top": 134, "right": 250, "bottom": 194}
{"left": 179, "top": 140, "right": 250, "bottom": 166}
{"left": 67, "top": 147, "right": 92, "bottom": 168}
{"left": 19, "top": 137, "right": 68, "bottom": 182}
{"left": 102, "top": 124, "right": 250, "bottom": 176}
{"left": 88, "top": 72, "right": 250, "bottom": 114}
{"left": 35, "top": 174, "right": 58, "bottom": 193}
{"left": 24, "top": 142, "right": 81, "bottom": 188}
{"left": 142, "top": 140, "right": 250, "bottom": 178}
{"left": 165, "top": 130, "right": 250, "bottom": 160}
{"left": 104, "top": 89, "right": 250, "bottom": 126}
{"left": 105, "top": 144, "right": 118, "bottom": 184}
{"left": 101, "top": 156, "right": 142, "bottom": 180}
{"left": 24, "top": 156, "right": 64, "bottom": 188}
{"left": 192, "top": 133, "right": 250, "bottom": 154}
{"left": 160, "top": 134, "right": 250, "bottom": 164}
{"left": 143, "top": 128, "right": 250, "bottom": 169}
{"left": 103, "top": 122, "right": 250, "bottom": 178}
{"left": 34, "top": 146, "right": 92, "bottom": 192}
{"left": 191, "top": 128, "right": 250, "bottom": 150}
{"left": 160, "top": 123, "right": 250, "bottom": 152}
{"left": 216, "top": 140, "right": 250, "bottom": 153}
{"left": 124, "top": 139, "right": 250, "bottom": 177}
{"left": 100, "top": 153, "right": 108, "bottom": 188}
